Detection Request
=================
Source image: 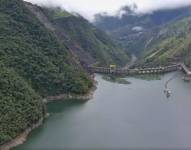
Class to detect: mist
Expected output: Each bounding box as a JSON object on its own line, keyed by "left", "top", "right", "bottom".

{"left": 24, "top": 0, "right": 191, "bottom": 21}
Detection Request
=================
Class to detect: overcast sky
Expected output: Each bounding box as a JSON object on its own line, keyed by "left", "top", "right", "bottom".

{"left": 24, "top": 0, "right": 191, "bottom": 20}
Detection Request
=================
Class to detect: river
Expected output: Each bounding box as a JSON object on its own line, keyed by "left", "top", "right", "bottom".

{"left": 14, "top": 72, "right": 191, "bottom": 149}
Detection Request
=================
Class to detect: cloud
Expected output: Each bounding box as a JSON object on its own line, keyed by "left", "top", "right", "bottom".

{"left": 24, "top": 0, "right": 191, "bottom": 21}
{"left": 134, "top": 0, "right": 191, "bottom": 14}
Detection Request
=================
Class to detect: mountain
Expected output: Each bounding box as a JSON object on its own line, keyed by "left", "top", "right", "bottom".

{"left": 0, "top": 0, "right": 129, "bottom": 145}
{"left": 0, "top": 0, "right": 94, "bottom": 144}
{"left": 94, "top": 6, "right": 191, "bottom": 56}
{"left": 26, "top": 4, "right": 129, "bottom": 67}
{"left": 140, "top": 16, "right": 191, "bottom": 67}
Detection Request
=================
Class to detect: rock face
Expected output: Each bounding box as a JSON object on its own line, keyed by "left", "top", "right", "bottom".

{"left": 25, "top": 2, "right": 129, "bottom": 67}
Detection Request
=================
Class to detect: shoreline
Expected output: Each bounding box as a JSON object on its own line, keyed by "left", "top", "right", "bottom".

{"left": 45, "top": 83, "right": 97, "bottom": 102}
{"left": 0, "top": 78, "right": 97, "bottom": 150}
{"left": 0, "top": 118, "right": 43, "bottom": 150}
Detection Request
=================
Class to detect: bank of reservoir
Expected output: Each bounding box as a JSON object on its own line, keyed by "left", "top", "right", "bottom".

{"left": 15, "top": 72, "right": 191, "bottom": 149}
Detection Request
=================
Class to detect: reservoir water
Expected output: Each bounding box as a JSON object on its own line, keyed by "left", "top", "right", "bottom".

{"left": 15, "top": 72, "right": 191, "bottom": 149}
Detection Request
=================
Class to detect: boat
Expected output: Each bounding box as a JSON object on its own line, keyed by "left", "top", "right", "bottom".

{"left": 164, "top": 88, "right": 171, "bottom": 98}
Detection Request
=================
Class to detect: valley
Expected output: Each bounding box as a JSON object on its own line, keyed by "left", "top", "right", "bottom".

{"left": 0, "top": 0, "right": 129, "bottom": 148}
{"left": 1, "top": 0, "right": 191, "bottom": 150}
{"left": 95, "top": 6, "right": 191, "bottom": 67}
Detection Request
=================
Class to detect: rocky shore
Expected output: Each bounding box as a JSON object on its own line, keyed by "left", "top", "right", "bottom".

{"left": 0, "top": 119, "right": 43, "bottom": 150}
{"left": 45, "top": 85, "right": 97, "bottom": 102}
{"left": 0, "top": 79, "right": 97, "bottom": 150}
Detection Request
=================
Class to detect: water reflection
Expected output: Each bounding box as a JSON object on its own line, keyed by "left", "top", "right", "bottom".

{"left": 47, "top": 99, "right": 87, "bottom": 114}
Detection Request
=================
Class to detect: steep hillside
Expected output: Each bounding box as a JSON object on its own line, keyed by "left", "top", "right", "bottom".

{"left": 0, "top": 63, "right": 45, "bottom": 144}
{"left": 26, "top": 6, "right": 129, "bottom": 67}
{"left": 141, "top": 17, "right": 191, "bottom": 67}
{"left": 95, "top": 6, "right": 191, "bottom": 55}
{"left": 0, "top": 0, "right": 93, "bottom": 96}
{"left": 0, "top": 0, "right": 92, "bottom": 144}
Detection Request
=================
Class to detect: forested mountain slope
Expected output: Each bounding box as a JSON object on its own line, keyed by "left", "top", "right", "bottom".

{"left": 95, "top": 6, "right": 191, "bottom": 56}
{"left": 26, "top": 5, "right": 129, "bottom": 67}
{"left": 0, "top": 64, "right": 45, "bottom": 144}
{"left": 141, "top": 16, "right": 191, "bottom": 67}
{"left": 0, "top": 0, "right": 99, "bottom": 145}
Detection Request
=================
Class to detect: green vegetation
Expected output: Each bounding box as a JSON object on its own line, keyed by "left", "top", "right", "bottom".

{"left": 0, "top": 0, "right": 93, "bottom": 96}
{"left": 142, "top": 17, "right": 191, "bottom": 67}
{"left": 41, "top": 7, "right": 72, "bottom": 19}
{"left": 0, "top": 0, "right": 93, "bottom": 144}
{"left": 0, "top": 0, "right": 130, "bottom": 145}
{"left": 43, "top": 7, "right": 130, "bottom": 66}
{"left": 102, "top": 75, "right": 131, "bottom": 84}
{"left": 95, "top": 6, "right": 191, "bottom": 57}
{"left": 0, "top": 64, "right": 44, "bottom": 144}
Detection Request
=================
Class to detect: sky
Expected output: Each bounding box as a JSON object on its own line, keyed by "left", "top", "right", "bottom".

{"left": 24, "top": 0, "right": 191, "bottom": 21}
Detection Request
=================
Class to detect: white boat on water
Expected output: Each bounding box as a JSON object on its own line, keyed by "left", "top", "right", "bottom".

{"left": 164, "top": 88, "right": 171, "bottom": 97}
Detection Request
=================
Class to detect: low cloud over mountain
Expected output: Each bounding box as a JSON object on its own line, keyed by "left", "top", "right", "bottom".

{"left": 24, "top": 0, "right": 191, "bottom": 21}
